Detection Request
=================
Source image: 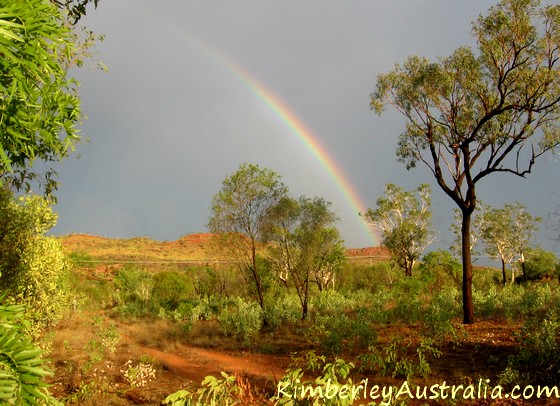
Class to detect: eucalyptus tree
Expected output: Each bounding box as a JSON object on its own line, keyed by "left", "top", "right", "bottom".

{"left": 365, "top": 184, "right": 435, "bottom": 277}
{"left": 481, "top": 206, "right": 517, "bottom": 285}
{"left": 481, "top": 203, "right": 540, "bottom": 283}
{"left": 371, "top": 0, "right": 560, "bottom": 323}
{"left": 208, "top": 163, "right": 288, "bottom": 310}
{"left": 265, "top": 196, "right": 345, "bottom": 319}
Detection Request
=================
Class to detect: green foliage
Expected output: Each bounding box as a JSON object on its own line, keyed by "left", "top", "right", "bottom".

{"left": 418, "top": 250, "right": 461, "bottom": 288}
{"left": 421, "top": 288, "right": 461, "bottom": 341}
{"left": 0, "top": 0, "right": 93, "bottom": 194}
{"left": 263, "top": 291, "right": 301, "bottom": 330}
{"left": 218, "top": 298, "right": 263, "bottom": 343}
{"left": 357, "top": 336, "right": 441, "bottom": 380}
{"left": 273, "top": 358, "right": 361, "bottom": 406}
{"left": 151, "top": 270, "right": 193, "bottom": 310}
{"left": 0, "top": 189, "right": 71, "bottom": 336}
{"left": 501, "top": 310, "right": 560, "bottom": 386}
{"left": 473, "top": 284, "right": 501, "bottom": 318}
{"left": 524, "top": 247, "right": 559, "bottom": 281}
{"left": 164, "top": 372, "right": 263, "bottom": 406}
{"left": 0, "top": 298, "right": 61, "bottom": 405}
{"left": 114, "top": 266, "right": 153, "bottom": 315}
{"left": 306, "top": 293, "right": 377, "bottom": 354}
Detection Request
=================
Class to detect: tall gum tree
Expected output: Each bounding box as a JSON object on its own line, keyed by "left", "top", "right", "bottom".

{"left": 370, "top": 0, "right": 560, "bottom": 323}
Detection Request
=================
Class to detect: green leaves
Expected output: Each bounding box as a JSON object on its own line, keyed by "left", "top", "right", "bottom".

{"left": 0, "top": 0, "right": 90, "bottom": 195}
{"left": 0, "top": 299, "right": 61, "bottom": 405}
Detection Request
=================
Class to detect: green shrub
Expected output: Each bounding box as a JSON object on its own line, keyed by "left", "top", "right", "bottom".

{"left": 272, "top": 358, "right": 361, "bottom": 406}
{"left": 218, "top": 298, "right": 263, "bottom": 342}
{"left": 311, "top": 290, "right": 352, "bottom": 316}
{"left": 151, "top": 270, "right": 193, "bottom": 310}
{"left": 418, "top": 249, "right": 462, "bottom": 288}
{"left": 502, "top": 310, "right": 560, "bottom": 386}
{"left": 263, "top": 292, "right": 300, "bottom": 329}
{"left": 357, "top": 336, "right": 441, "bottom": 380}
{"left": 524, "top": 248, "right": 559, "bottom": 281}
{"left": 389, "top": 276, "right": 427, "bottom": 323}
{"left": 421, "top": 288, "right": 460, "bottom": 341}
{"left": 164, "top": 372, "right": 266, "bottom": 405}
{"left": 0, "top": 190, "right": 72, "bottom": 337}
{"left": 473, "top": 284, "right": 502, "bottom": 318}
{"left": 305, "top": 310, "right": 377, "bottom": 355}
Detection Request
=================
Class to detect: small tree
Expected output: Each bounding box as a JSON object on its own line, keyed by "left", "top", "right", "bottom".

{"left": 265, "top": 196, "right": 345, "bottom": 319}
{"left": 508, "top": 203, "right": 541, "bottom": 281}
{"left": 481, "top": 203, "right": 540, "bottom": 284}
{"left": 371, "top": 0, "right": 560, "bottom": 323}
{"left": 365, "top": 184, "right": 435, "bottom": 277}
{"left": 481, "top": 207, "right": 517, "bottom": 285}
{"left": 208, "top": 163, "right": 288, "bottom": 310}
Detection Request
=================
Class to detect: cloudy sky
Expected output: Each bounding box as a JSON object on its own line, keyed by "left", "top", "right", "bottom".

{"left": 52, "top": 0, "right": 560, "bottom": 252}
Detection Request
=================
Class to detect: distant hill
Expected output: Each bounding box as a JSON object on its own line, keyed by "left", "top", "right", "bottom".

{"left": 59, "top": 233, "right": 388, "bottom": 264}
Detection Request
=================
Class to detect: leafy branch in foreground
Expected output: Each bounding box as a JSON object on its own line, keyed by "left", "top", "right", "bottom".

{"left": 0, "top": 298, "right": 61, "bottom": 405}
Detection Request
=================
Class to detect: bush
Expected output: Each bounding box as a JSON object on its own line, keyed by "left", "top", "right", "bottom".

{"left": 421, "top": 288, "right": 461, "bottom": 340}
{"left": 151, "top": 270, "right": 194, "bottom": 310}
{"left": 418, "top": 249, "right": 462, "bottom": 288}
{"left": 115, "top": 267, "right": 152, "bottom": 304}
{"left": 263, "top": 291, "right": 300, "bottom": 330}
{"left": 502, "top": 310, "right": 560, "bottom": 386}
{"left": 218, "top": 298, "right": 263, "bottom": 343}
{"left": 0, "top": 190, "right": 71, "bottom": 337}
{"left": 311, "top": 290, "right": 352, "bottom": 316}
{"left": 473, "top": 284, "right": 502, "bottom": 318}
{"left": 357, "top": 336, "right": 441, "bottom": 380}
{"left": 524, "top": 248, "right": 559, "bottom": 281}
{"left": 389, "top": 275, "right": 427, "bottom": 323}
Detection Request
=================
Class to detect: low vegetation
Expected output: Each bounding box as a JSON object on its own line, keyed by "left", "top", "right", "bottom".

{"left": 42, "top": 233, "right": 560, "bottom": 405}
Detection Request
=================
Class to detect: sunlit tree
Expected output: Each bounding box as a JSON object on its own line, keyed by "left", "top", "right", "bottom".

{"left": 265, "top": 196, "right": 345, "bottom": 319}
{"left": 365, "top": 184, "right": 435, "bottom": 277}
{"left": 371, "top": 0, "right": 560, "bottom": 323}
{"left": 481, "top": 202, "right": 540, "bottom": 283}
{"left": 208, "top": 163, "right": 288, "bottom": 310}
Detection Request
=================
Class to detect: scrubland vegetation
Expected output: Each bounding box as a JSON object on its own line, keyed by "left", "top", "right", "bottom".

{"left": 48, "top": 237, "right": 560, "bottom": 404}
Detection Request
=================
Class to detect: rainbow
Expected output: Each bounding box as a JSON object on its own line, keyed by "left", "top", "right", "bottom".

{"left": 185, "top": 35, "right": 380, "bottom": 246}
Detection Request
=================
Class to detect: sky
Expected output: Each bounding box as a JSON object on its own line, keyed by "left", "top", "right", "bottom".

{"left": 51, "top": 0, "right": 560, "bottom": 255}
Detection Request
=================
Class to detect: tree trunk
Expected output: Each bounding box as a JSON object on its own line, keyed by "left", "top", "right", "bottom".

{"left": 501, "top": 258, "right": 507, "bottom": 286}
{"left": 520, "top": 252, "right": 527, "bottom": 282}
{"left": 251, "top": 240, "right": 265, "bottom": 310}
{"left": 461, "top": 210, "right": 474, "bottom": 324}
